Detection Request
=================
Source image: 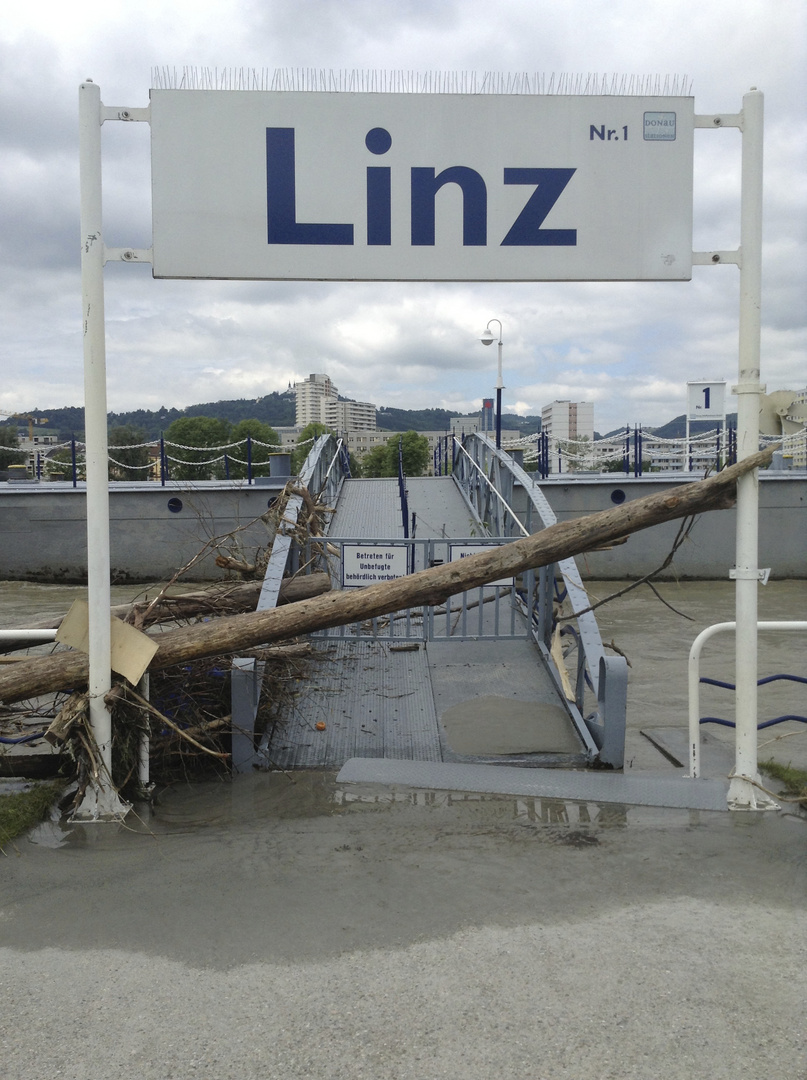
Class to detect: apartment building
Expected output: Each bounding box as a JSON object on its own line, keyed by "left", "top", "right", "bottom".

{"left": 294, "top": 373, "right": 337, "bottom": 427}
{"left": 294, "top": 373, "right": 377, "bottom": 431}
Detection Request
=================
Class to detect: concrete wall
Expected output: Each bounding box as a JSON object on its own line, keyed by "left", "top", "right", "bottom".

{"left": 1, "top": 473, "right": 803, "bottom": 583}
{"left": 0, "top": 480, "right": 288, "bottom": 583}
{"left": 516, "top": 473, "right": 806, "bottom": 580}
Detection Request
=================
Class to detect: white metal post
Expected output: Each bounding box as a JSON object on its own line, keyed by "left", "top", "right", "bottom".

{"left": 77, "top": 81, "right": 128, "bottom": 819}
{"left": 727, "top": 89, "right": 776, "bottom": 810}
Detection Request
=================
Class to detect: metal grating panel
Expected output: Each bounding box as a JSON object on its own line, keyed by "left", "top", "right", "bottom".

{"left": 261, "top": 641, "right": 442, "bottom": 769}
{"left": 328, "top": 479, "right": 403, "bottom": 539}
{"left": 405, "top": 476, "right": 481, "bottom": 538}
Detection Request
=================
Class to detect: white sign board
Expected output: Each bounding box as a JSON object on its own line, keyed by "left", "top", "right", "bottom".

{"left": 150, "top": 91, "right": 694, "bottom": 281}
{"left": 342, "top": 544, "right": 409, "bottom": 588}
{"left": 687, "top": 381, "right": 727, "bottom": 421}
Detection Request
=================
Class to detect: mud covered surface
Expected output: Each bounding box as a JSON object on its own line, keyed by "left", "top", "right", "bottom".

{"left": 1, "top": 773, "right": 805, "bottom": 1080}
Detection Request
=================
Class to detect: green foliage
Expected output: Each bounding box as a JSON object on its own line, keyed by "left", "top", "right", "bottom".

{"left": 38, "top": 392, "right": 296, "bottom": 442}
{"left": 183, "top": 392, "right": 296, "bottom": 429}
{"left": 227, "top": 419, "right": 281, "bottom": 479}
{"left": 361, "top": 444, "right": 392, "bottom": 477}
{"left": 0, "top": 426, "right": 22, "bottom": 471}
{"left": 108, "top": 425, "right": 151, "bottom": 481}
{"left": 601, "top": 458, "right": 630, "bottom": 473}
{"left": 759, "top": 760, "right": 807, "bottom": 809}
{"left": 377, "top": 406, "right": 453, "bottom": 432}
{"left": 45, "top": 445, "right": 85, "bottom": 481}
{"left": 377, "top": 406, "right": 542, "bottom": 436}
{"left": 398, "top": 430, "right": 431, "bottom": 476}
{"left": 600, "top": 458, "right": 654, "bottom": 473}
{"left": 362, "top": 431, "right": 430, "bottom": 478}
{"left": 29, "top": 397, "right": 549, "bottom": 445}
{"left": 165, "top": 416, "right": 232, "bottom": 480}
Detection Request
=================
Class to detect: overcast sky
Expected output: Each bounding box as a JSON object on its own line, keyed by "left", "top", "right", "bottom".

{"left": 1, "top": 0, "right": 804, "bottom": 433}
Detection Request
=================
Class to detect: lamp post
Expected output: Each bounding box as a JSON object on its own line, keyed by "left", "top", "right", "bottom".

{"left": 479, "top": 319, "right": 503, "bottom": 449}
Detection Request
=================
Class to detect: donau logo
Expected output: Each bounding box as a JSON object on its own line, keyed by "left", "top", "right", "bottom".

{"left": 643, "top": 112, "right": 677, "bottom": 141}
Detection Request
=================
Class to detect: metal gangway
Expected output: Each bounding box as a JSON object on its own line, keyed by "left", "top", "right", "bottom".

{"left": 231, "top": 432, "right": 628, "bottom": 778}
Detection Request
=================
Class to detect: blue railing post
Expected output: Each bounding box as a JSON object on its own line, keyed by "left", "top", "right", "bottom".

{"left": 247, "top": 435, "right": 252, "bottom": 484}
{"left": 398, "top": 436, "right": 409, "bottom": 538}
{"left": 624, "top": 425, "right": 630, "bottom": 475}
{"left": 159, "top": 434, "right": 167, "bottom": 485}
{"left": 71, "top": 436, "right": 77, "bottom": 487}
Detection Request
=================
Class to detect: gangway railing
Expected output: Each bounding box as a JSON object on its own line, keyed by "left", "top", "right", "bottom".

{"left": 309, "top": 537, "right": 534, "bottom": 642}
{"left": 688, "top": 621, "right": 807, "bottom": 780}
{"left": 452, "top": 432, "right": 628, "bottom": 767}
{"left": 230, "top": 433, "right": 350, "bottom": 772}
{"left": 303, "top": 534, "right": 600, "bottom": 761}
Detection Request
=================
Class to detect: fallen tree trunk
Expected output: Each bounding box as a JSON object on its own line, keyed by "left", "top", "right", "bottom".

{"left": 0, "top": 449, "right": 773, "bottom": 705}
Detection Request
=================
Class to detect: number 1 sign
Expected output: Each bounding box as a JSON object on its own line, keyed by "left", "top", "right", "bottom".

{"left": 687, "top": 381, "right": 727, "bottom": 421}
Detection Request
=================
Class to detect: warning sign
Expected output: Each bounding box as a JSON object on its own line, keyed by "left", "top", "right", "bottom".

{"left": 342, "top": 544, "right": 409, "bottom": 588}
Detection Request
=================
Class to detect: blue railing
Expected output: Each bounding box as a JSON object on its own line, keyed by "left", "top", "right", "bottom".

{"left": 397, "top": 436, "right": 410, "bottom": 538}
{"left": 688, "top": 621, "right": 807, "bottom": 778}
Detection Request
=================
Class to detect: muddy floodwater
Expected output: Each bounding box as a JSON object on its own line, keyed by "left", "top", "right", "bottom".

{"left": 1, "top": 578, "right": 805, "bottom": 1080}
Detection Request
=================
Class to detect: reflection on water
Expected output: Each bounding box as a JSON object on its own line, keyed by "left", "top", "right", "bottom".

{"left": 24, "top": 770, "right": 712, "bottom": 849}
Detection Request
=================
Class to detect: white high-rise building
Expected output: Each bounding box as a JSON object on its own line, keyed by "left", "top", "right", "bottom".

{"left": 541, "top": 400, "right": 594, "bottom": 472}
{"left": 295, "top": 373, "right": 337, "bottom": 427}
{"left": 294, "top": 373, "right": 377, "bottom": 431}
{"left": 323, "top": 398, "right": 377, "bottom": 431}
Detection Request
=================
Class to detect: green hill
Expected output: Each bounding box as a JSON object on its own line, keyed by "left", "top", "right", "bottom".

{"left": 6, "top": 401, "right": 740, "bottom": 445}
{"left": 1, "top": 393, "right": 297, "bottom": 442}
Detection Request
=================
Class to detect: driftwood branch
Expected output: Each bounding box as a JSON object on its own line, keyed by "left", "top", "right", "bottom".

{"left": 0, "top": 448, "right": 773, "bottom": 705}
{"left": 120, "top": 684, "right": 230, "bottom": 760}
{"left": 3, "top": 573, "right": 330, "bottom": 644}
{"left": 557, "top": 514, "right": 698, "bottom": 622}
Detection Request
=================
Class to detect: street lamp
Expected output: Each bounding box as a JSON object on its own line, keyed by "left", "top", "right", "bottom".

{"left": 479, "top": 319, "right": 504, "bottom": 449}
